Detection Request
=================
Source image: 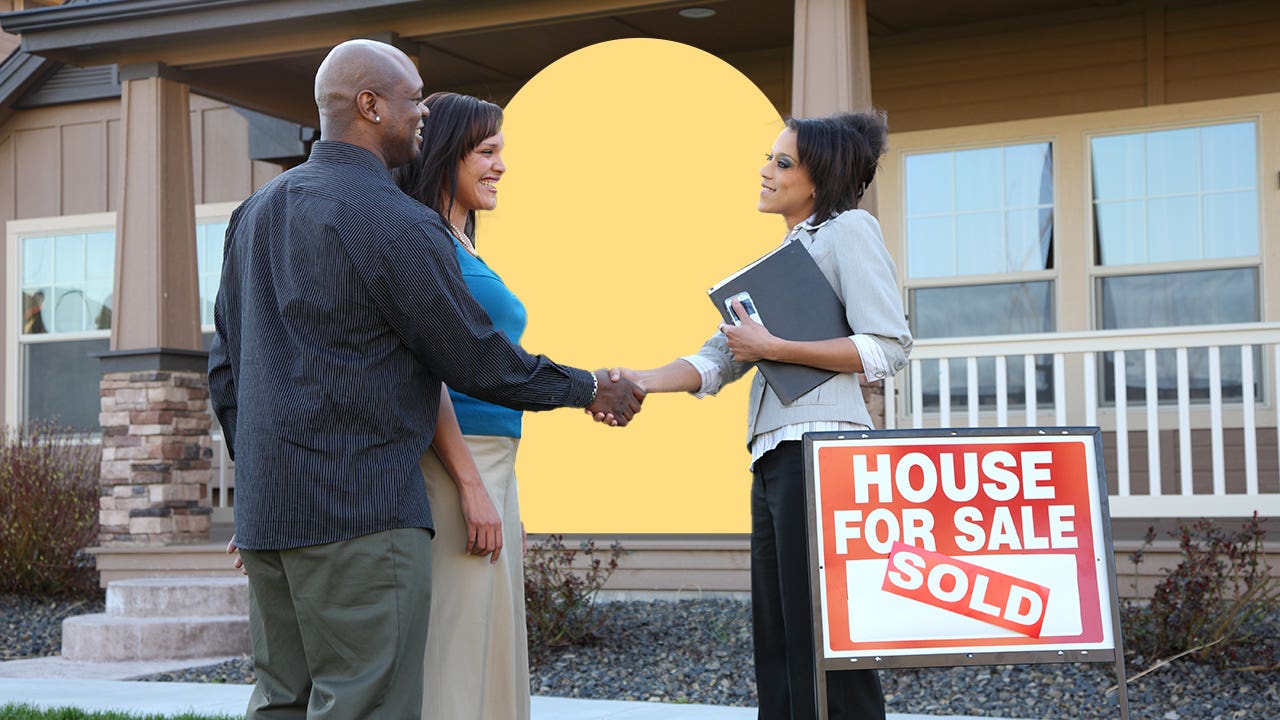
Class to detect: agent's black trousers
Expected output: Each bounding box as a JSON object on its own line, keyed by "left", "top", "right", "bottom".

{"left": 751, "top": 441, "right": 886, "bottom": 720}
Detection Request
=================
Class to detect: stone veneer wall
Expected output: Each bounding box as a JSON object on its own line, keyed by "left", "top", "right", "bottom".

{"left": 98, "top": 370, "right": 213, "bottom": 544}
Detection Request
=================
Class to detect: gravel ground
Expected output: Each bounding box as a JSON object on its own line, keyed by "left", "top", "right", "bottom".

{"left": 5, "top": 595, "right": 1278, "bottom": 719}
{"left": 1, "top": 593, "right": 103, "bottom": 660}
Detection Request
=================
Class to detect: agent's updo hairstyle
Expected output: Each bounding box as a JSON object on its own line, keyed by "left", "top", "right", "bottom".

{"left": 787, "top": 110, "right": 888, "bottom": 220}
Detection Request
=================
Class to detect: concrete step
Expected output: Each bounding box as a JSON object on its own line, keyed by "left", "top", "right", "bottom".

{"left": 105, "top": 576, "right": 248, "bottom": 617}
{"left": 61, "top": 614, "right": 250, "bottom": 662}
{"left": 61, "top": 576, "right": 251, "bottom": 662}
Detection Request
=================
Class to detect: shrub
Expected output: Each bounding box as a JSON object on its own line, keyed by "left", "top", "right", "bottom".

{"left": 1122, "top": 513, "right": 1279, "bottom": 669}
{"left": 524, "top": 534, "right": 624, "bottom": 651}
{"left": 0, "top": 422, "right": 101, "bottom": 598}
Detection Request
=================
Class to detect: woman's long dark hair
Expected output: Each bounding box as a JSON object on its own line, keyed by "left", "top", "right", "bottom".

{"left": 396, "top": 92, "right": 503, "bottom": 240}
{"left": 788, "top": 110, "right": 888, "bottom": 221}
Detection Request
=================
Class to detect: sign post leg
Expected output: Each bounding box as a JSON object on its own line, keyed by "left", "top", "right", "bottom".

{"left": 815, "top": 662, "right": 829, "bottom": 720}
{"left": 1112, "top": 654, "right": 1131, "bottom": 719}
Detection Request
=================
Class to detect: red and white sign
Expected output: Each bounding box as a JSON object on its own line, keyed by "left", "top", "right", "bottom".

{"left": 811, "top": 434, "right": 1115, "bottom": 659}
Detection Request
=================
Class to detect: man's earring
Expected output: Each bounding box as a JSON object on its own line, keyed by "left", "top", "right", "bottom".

{"left": 374, "top": 115, "right": 381, "bottom": 123}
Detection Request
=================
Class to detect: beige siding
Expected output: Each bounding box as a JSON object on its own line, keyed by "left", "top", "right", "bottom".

{"left": 722, "top": 46, "right": 791, "bottom": 118}
{"left": 0, "top": 96, "right": 281, "bottom": 220}
{"left": 0, "top": 94, "right": 283, "bottom": 419}
{"left": 1165, "top": 1, "right": 1280, "bottom": 103}
{"left": 60, "top": 122, "right": 108, "bottom": 215}
{"left": 1, "top": 100, "right": 119, "bottom": 219}
{"left": 0, "top": 137, "right": 13, "bottom": 222}
{"left": 870, "top": 0, "right": 1280, "bottom": 132}
{"left": 15, "top": 126, "right": 61, "bottom": 219}
{"left": 871, "top": 13, "right": 1148, "bottom": 132}
{"left": 251, "top": 160, "right": 281, "bottom": 189}
{"left": 196, "top": 104, "right": 253, "bottom": 204}
{"left": 106, "top": 118, "right": 120, "bottom": 213}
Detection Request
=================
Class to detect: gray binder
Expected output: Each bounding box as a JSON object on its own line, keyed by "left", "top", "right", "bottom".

{"left": 707, "top": 240, "right": 852, "bottom": 405}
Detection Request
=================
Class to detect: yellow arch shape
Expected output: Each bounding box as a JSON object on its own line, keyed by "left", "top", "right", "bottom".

{"left": 480, "top": 39, "right": 785, "bottom": 533}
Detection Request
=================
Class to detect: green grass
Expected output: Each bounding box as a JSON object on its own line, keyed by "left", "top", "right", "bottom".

{"left": 0, "top": 704, "right": 237, "bottom": 720}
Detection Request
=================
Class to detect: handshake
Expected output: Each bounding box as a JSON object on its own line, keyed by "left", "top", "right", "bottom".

{"left": 584, "top": 368, "right": 647, "bottom": 427}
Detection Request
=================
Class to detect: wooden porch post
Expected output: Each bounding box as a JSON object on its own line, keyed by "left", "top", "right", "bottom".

{"left": 791, "top": 0, "right": 890, "bottom": 428}
{"left": 96, "top": 63, "right": 212, "bottom": 546}
{"left": 791, "top": 0, "right": 873, "bottom": 121}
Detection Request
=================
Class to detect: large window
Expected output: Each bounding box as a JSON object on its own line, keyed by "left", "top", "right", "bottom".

{"left": 1090, "top": 121, "right": 1260, "bottom": 402}
{"left": 8, "top": 212, "right": 233, "bottom": 431}
{"left": 904, "top": 141, "right": 1055, "bottom": 407}
{"left": 12, "top": 219, "right": 115, "bottom": 431}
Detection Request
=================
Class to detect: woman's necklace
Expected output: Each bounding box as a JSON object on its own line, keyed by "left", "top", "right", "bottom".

{"left": 446, "top": 220, "right": 478, "bottom": 257}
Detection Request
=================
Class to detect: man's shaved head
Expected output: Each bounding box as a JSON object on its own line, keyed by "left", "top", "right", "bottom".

{"left": 313, "top": 39, "right": 427, "bottom": 167}
{"left": 316, "top": 40, "right": 413, "bottom": 130}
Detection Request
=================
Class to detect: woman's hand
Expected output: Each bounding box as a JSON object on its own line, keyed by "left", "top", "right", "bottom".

{"left": 721, "top": 297, "right": 779, "bottom": 363}
{"left": 458, "top": 483, "right": 503, "bottom": 563}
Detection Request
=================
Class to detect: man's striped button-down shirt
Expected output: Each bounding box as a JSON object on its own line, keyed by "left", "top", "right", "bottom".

{"left": 209, "top": 141, "right": 594, "bottom": 550}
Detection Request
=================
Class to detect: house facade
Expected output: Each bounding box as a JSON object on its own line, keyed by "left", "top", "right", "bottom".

{"left": 1, "top": 0, "right": 1277, "bottom": 595}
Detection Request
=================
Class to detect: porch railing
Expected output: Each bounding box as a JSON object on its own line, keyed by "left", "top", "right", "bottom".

{"left": 884, "top": 322, "right": 1280, "bottom": 518}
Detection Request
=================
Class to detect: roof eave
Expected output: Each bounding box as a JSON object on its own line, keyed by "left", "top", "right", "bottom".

{"left": 1, "top": 0, "right": 427, "bottom": 61}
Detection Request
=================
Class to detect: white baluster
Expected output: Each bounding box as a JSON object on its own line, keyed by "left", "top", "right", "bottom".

{"left": 912, "top": 359, "right": 923, "bottom": 429}
{"left": 1242, "top": 345, "right": 1257, "bottom": 495}
{"left": 1084, "top": 352, "right": 1097, "bottom": 427}
{"left": 1053, "top": 354, "right": 1066, "bottom": 426}
{"left": 1176, "top": 347, "right": 1192, "bottom": 497}
{"left": 1144, "top": 349, "right": 1160, "bottom": 496}
{"left": 967, "top": 357, "right": 979, "bottom": 427}
{"left": 1209, "top": 346, "right": 1225, "bottom": 496}
{"left": 996, "top": 355, "right": 1008, "bottom": 427}
{"left": 939, "top": 360, "right": 951, "bottom": 428}
{"left": 1114, "top": 350, "right": 1129, "bottom": 498}
{"left": 1024, "top": 354, "right": 1037, "bottom": 427}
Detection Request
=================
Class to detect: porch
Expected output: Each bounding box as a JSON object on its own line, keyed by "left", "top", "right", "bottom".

{"left": 884, "top": 321, "right": 1280, "bottom": 519}
{"left": 89, "top": 322, "right": 1280, "bottom": 598}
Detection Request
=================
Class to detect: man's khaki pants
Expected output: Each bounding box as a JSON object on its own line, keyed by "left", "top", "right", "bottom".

{"left": 240, "top": 527, "right": 433, "bottom": 719}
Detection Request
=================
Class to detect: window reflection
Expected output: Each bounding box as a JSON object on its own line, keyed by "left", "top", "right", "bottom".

{"left": 1092, "top": 121, "right": 1258, "bottom": 266}
{"left": 22, "top": 289, "right": 48, "bottom": 334}
{"left": 910, "top": 281, "right": 1055, "bottom": 409}
{"left": 955, "top": 148, "right": 1001, "bottom": 212}
{"left": 905, "top": 142, "right": 1053, "bottom": 280}
{"left": 20, "top": 231, "right": 115, "bottom": 334}
{"left": 1097, "top": 268, "right": 1259, "bottom": 403}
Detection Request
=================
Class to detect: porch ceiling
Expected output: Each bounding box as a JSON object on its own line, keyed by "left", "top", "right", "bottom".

{"left": 0, "top": 0, "right": 1155, "bottom": 125}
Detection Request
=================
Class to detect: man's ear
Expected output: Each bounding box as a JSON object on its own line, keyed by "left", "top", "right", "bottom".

{"left": 356, "top": 89, "right": 381, "bottom": 124}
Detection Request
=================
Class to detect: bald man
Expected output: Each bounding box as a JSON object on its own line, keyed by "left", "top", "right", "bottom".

{"left": 209, "top": 40, "right": 644, "bottom": 718}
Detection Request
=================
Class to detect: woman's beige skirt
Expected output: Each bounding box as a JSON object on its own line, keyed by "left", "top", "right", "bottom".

{"left": 419, "top": 435, "right": 530, "bottom": 720}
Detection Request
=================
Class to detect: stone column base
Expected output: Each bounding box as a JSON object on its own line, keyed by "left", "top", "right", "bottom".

{"left": 98, "top": 369, "right": 212, "bottom": 545}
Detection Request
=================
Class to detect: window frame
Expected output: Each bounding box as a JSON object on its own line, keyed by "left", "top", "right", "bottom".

{"left": 896, "top": 135, "right": 1061, "bottom": 341}
{"left": 6, "top": 212, "right": 114, "bottom": 427}
{"left": 1085, "top": 116, "right": 1264, "bottom": 330}
{"left": 4, "top": 202, "right": 240, "bottom": 428}
{"left": 877, "top": 93, "right": 1280, "bottom": 423}
{"left": 878, "top": 94, "right": 1280, "bottom": 341}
